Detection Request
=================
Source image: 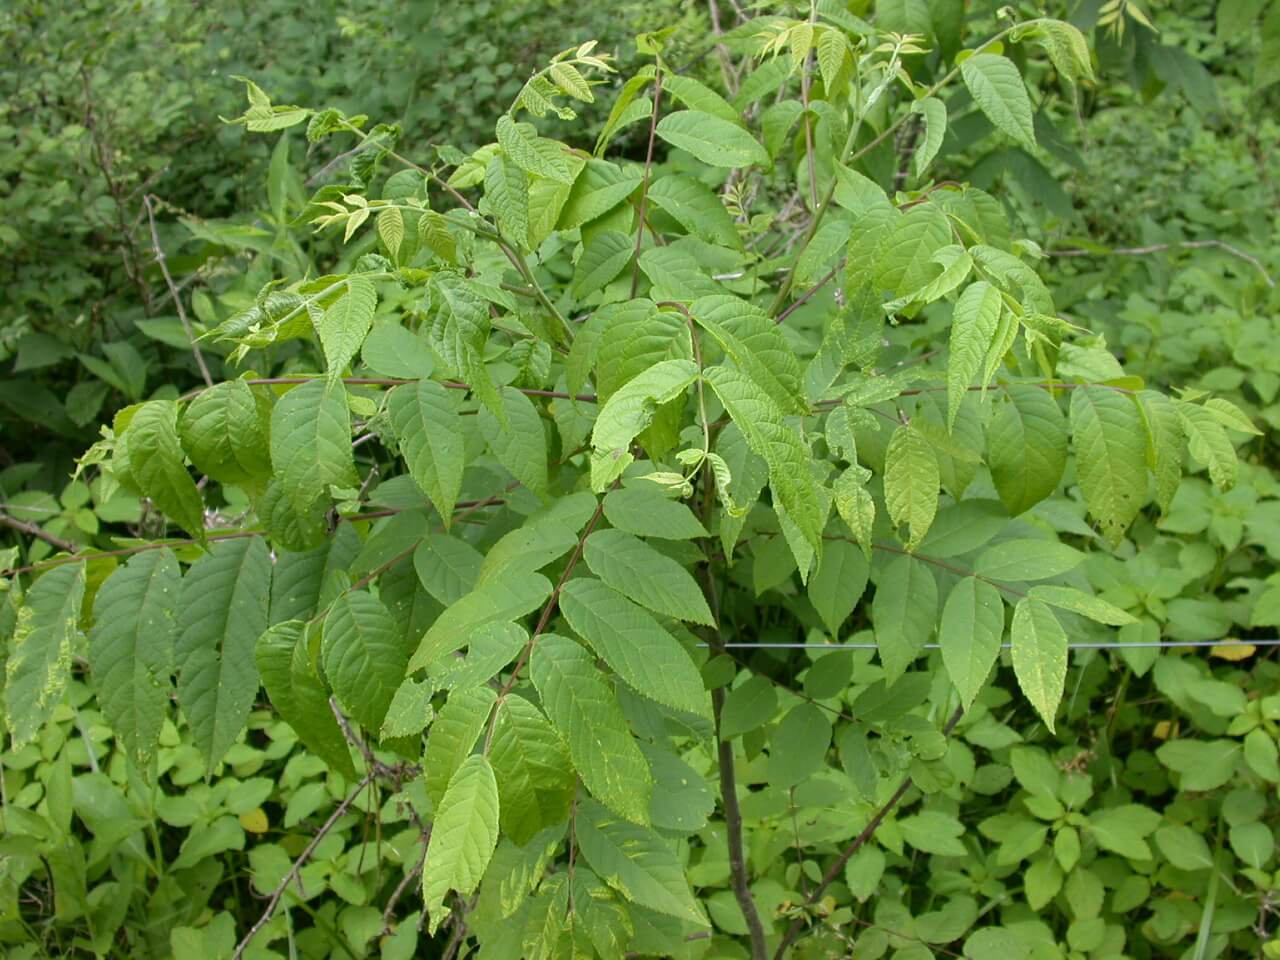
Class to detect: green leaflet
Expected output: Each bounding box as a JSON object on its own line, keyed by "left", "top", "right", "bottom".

{"left": 269, "top": 379, "right": 356, "bottom": 518}
{"left": 939, "top": 576, "right": 1005, "bottom": 710}
{"left": 88, "top": 549, "right": 180, "bottom": 767}
{"left": 423, "top": 755, "right": 502, "bottom": 934}
{"left": 387, "top": 380, "right": 465, "bottom": 524}
{"left": 572, "top": 230, "right": 633, "bottom": 298}
{"left": 961, "top": 53, "right": 1037, "bottom": 150}
{"left": 589, "top": 359, "right": 698, "bottom": 490}
{"left": 988, "top": 385, "right": 1068, "bottom": 516}
{"left": 414, "top": 533, "right": 483, "bottom": 606}
{"left": 496, "top": 115, "right": 574, "bottom": 183}
{"left": 1178, "top": 401, "right": 1238, "bottom": 491}
{"left": 381, "top": 677, "right": 434, "bottom": 741}
{"left": 873, "top": 554, "right": 938, "bottom": 684}
{"left": 125, "top": 400, "right": 206, "bottom": 538}
{"left": 576, "top": 799, "right": 707, "bottom": 926}
{"left": 720, "top": 674, "right": 778, "bottom": 738}
{"left": 179, "top": 379, "right": 271, "bottom": 484}
{"left": 478, "top": 386, "right": 549, "bottom": 498}
{"left": 408, "top": 571, "right": 552, "bottom": 672}
{"left": 594, "top": 299, "right": 691, "bottom": 399}
{"left": 661, "top": 73, "right": 740, "bottom": 124}
{"left": 315, "top": 275, "right": 376, "bottom": 377}
{"left": 477, "top": 494, "right": 595, "bottom": 584}
{"left": 558, "top": 578, "right": 710, "bottom": 718}
{"left": 558, "top": 159, "right": 641, "bottom": 230}
{"left": 690, "top": 295, "right": 806, "bottom": 415}
{"left": 947, "top": 281, "right": 1003, "bottom": 429}
{"left": 485, "top": 152, "right": 530, "bottom": 249}
{"left": 1027, "top": 585, "right": 1137, "bottom": 626}
{"left": 425, "top": 272, "right": 491, "bottom": 382}
{"left": 973, "top": 539, "right": 1084, "bottom": 581}
{"left": 571, "top": 868, "right": 635, "bottom": 959}
{"left": 1139, "top": 390, "right": 1184, "bottom": 512}
{"left": 602, "top": 486, "right": 708, "bottom": 540}
{"left": 768, "top": 702, "right": 833, "bottom": 789}
{"left": 884, "top": 424, "right": 939, "bottom": 549}
{"left": 425, "top": 685, "right": 497, "bottom": 806}
{"left": 530, "top": 633, "right": 652, "bottom": 824}
{"left": 911, "top": 96, "right": 948, "bottom": 178}
{"left": 646, "top": 175, "right": 741, "bottom": 249}
{"left": 583, "top": 529, "right": 713, "bottom": 625}
{"left": 1069, "top": 386, "right": 1148, "bottom": 545}
{"left": 4, "top": 562, "right": 85, "bottom": 748}
{"left": 255, "top": 620, "right": 356, "bottom": 778}
{"left": 808, "top": 538, "right": 869, "bottom": 636}
{"left": 1011, "top": 597, "right": 1067, "bottom": 732}
{"left": 321, "top": 590, "right": 407, "bottom": 735}
{"left": 489, "top": 693, "right": 576, "bottom": 845}
{"left": 427, "top": 621, "right": 526, "bottom": 691}
{"left": 270, "top": 523, "right": 361, "bottom": 623}
{"left": 655, "top": 110, "right": 769, "bottom": 168}
{"left": 176, "top": 537, "right": 271, "bottom": 771}
{"left": 704, "top": 363, "right": 824, "bottom": 562}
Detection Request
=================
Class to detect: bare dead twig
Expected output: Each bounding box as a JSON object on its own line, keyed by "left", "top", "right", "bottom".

{"left": 0, "top": 511, "right": 79, "bottom": 555}
{"left": 1046, "top": 239, "right": 1275, "bottom": 288}
{"left": 143, "top": 194, "right": 214, "bottom": 386}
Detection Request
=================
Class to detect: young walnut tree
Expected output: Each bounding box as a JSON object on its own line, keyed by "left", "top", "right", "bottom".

{"left": 1, "top": 8, "right": 1259, "bottom": 959}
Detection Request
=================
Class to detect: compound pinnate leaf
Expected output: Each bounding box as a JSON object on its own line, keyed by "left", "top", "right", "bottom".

{"left": 423, "top": 755, "right": 501, "bottom": 933}
{"left": 530, "top": 633, "right": 652, "bottom": 824}
{"left": 558, "top": 578, "right": 710, "bottom": 718}
{"left": 5, "top": 562, "right": 85, "bottom": 748}
{"left": 176, "top": 537, "right": 272, "bottom": 771}
{"left": 88, "top": 549, "right": 180, "bottom": 766}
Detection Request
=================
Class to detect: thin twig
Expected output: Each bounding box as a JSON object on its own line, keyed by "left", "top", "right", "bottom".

{"left": 772, "top": 706, "right": 964, "bottom": 959}
{"left": 1046, "top": 239, "right": 1275, "bottom": 288}
{"left": 233, "top": 770, "right": 378, "bottom": 959}
{"left": 775, "top": 259, "right": 844, "bottom": 325}
{"left": 181, "top": 376, "right": 597, "bottom": 405}
{"left": 381, "top": 836, "right": 430, "bottom": 934}
{"left": 0, "top": 511, "right": 79, "bottom": 554}
{"left": 143, "top": 194, "right": 213, "bottom": 387}
{"left": 631, "top": 69, "right": 665, "bottom": 298}
{"left": 704, "top": 567, "right": 770, "bottom": 960}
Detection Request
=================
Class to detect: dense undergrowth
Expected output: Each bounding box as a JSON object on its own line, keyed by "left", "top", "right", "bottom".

{"left": 2, "top": 2, "right": 1279, "bottom": 959}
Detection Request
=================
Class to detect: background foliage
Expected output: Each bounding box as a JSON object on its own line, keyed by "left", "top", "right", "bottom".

{"left": 2, "top": 1, "right": 1279, "bottom": 959}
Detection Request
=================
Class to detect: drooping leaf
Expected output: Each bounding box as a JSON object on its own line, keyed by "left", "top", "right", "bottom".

{"left": 939, "top": 577, "right": 1005, "bottom": 709}
{"left": 423, "top": 755, "right": 502, "bottom": 933}
{"left": 387, "top": 380, "right": 465, "bottom": 524}
{"left": 269, "top": 380, "right": 356, "bottom": 517}
{"left": 530, "top": 633, "right": 652, "bottom": 824}
{"left": 873, "top": 554, "right": 938, "bottom": 684}
{"left": 489, "top": 693, "right": 576, "bottom": 845}
{"left": 88, "top": 549, "right": 181, "bottom": 767}
{"left": 946, "top": 281, "right": 1003, "bottom": 428}
{"left": 321, "top": 590, "right": 407, "bottom": 735}
{"left": 425, "top": 686, "right": 498, "bottom": 806}
{"left": 1011, "top": 597, "right": 1067, "bottom": 732}
{"left": 4, "top": 563, "right": 85, "bottom": 748}
{"left": 558, "top": 578, "right": 710, "bottom": 718}
{"left": 583, "top": 530, "right": 713, "bottom": 625}
{"left": 1070, "top": 386, "right": 1148, "bottom": 545}
{"left": 988, "top": 385, "right": 1068, "bottom": 516}
{"left": 179, "top": 380, "right": 271, "bottom": 485}
{"left": 576, "top": 799, "right": 708, "bottom": 926}
{"left": 126, "top": 400, "right": 206, "bottom": 538}
{"left": 479, "top": 386, "right": 549, "bottom": 498}
{"left": 176, "top": 537, "right": 272, "bottom": 771}
{"left": 315, "top": 276, "right": 376, "bottom": 377}
{"left": 961, "top": 53, "right": 1036, "bottom": 150}
{"left": 656, "top": 110, "right": 770, "bottom": 168}
{"left": 590, "top": 359, "right": 698, "bottom": 490}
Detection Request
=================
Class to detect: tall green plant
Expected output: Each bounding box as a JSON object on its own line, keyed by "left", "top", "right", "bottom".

{"left": 1, "top": 6, "right": 1263, "bottom": 958}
